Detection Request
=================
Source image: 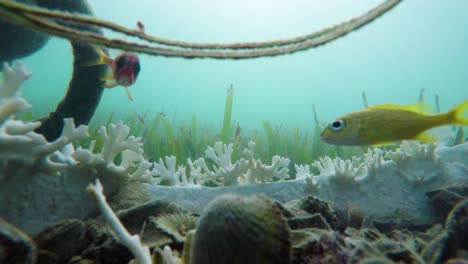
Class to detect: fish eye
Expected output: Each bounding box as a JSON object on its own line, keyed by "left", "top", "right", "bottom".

{"left": 329, "top": 119, "right": 345, "bottom": 130}
{"left": 116, "top": 56, "right": 126, "bottom": 69}
{"left": 132, "top": 60, "right": 141, "bottom": 76}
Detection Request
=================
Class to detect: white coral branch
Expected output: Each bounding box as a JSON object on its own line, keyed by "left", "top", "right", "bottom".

{"left": 151, "top": 156, "right": 179, "bottom": 185}
{"left": 99, "top": 121, "right": 143, "bottom": 164}
{"left": 312, "top": 156, "right": 335, "bottom": 176}
{"left": 243, "top": 141, "right": 290, "bottom": 183}
{"left": 386, "top": 141, "right": 441, "bottom": 184}
{"left": 86, "top": 179, "right": 151, "bottom": 264}
{"left": 295, "top": 164, "right": 319, "bottom": 193}
{"left": 363, "top": 147, "right": 386, "bottom": 178}
{"left": 244, "top": 155, "right": 290, "bottom": 183}
{"left": 385, "top": 141, "right": 438, "bottom": 163}
{"left": 204, "top": 141, "right": 248, "bottom": 186}
{"left": 0, "top": 61, "right": 32, "bottom": 100}
{"left": 333, "top": 156, "right": 367, "bottom": 182}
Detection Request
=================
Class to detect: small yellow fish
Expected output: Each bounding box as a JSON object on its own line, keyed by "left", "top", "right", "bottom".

{"left": 320, "top": 100, "right": 468, "bottom": 146}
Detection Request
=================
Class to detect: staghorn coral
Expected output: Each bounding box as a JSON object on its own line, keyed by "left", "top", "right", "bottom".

{"left": 201, "top": 141, "right": 248, "bottom": 186}
{"left": 308, "top": 155, "right": 368, "bottom": 190}
{"left": 295, "top": 164, "right": 319, "bottom": 193}
{"left": 0, "top": 61, "right": 158, "bottom": 234}
{"left": 243, "top": 141, "right": 291, "bottom": 183}
{"left": 0, "top": 63, "right": 88, "bottom": 178}
{"left": 363, "top": 147, "right": 387, "bottom": 179}
{"left": 151, "top": 155, "right": 193, "bottom": 186}
{"left": 386, "top": 141, "right": 442, "bottom": 184}
{"left": 151, "top": 141, "right": 290, "bottom": 187}
{"left": 72, "top": 120, "right": 151, "bottom": 182}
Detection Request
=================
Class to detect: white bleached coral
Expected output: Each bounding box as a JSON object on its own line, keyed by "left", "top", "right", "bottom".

{"left": 72, "top": 120, "right": 151, "bottom": 181}
{"left": 202, "top": 141, "right": 248, "bottom": 185}
{"left": 147, "top": 141, "right": 291, "bottom": 187}
{"left": 363, "top": 147, "right": 386, "bottom": 178}
{"left": 309, "top": 156, "right": 367, "bottom": 186}
{"left": 385, "top": 141, "right": 442, "bottom": 184}
{"left": 0, "top": 61, "right": 31, "bottom": 100}
{"left": 0, "top": 61, "right": 154, "bottom": 184}
{"left": 243, "top": 141, "right": 290, "bottom": 183}
{"left": 151, "top": 156, "right": 184, "bottom": 185}
{"left": 295, "top": 164, "right": 319, "bottom": 193}
{"left": 0, "top": 62, "right": 88, "bottom": 176}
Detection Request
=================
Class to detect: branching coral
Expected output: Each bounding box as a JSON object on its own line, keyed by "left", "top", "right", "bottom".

{"left": 310, "top": 156, "right": 367, "bottom": 188}
{"left": 295, "top": 164, "right": 319, "bottom": 193}
{"left": 363, "top": 147, "right": 387, "bottom": 179}
{"left": 385, "top": 141, "right": 441, "bottom": 184}
{"left": 243, "top": 141, "right": 290, "bottom": 183}
{"left": 72, "top": 120, "right": 151, "bottom": 181}
{"left": 191, "top": 142, "right": 248, "bottom": 186}
{"left": 147, "top": 141, "right": 290, "bottom": 187}
{"left": 0, "top": 63, "right": 88, "bottom": 177}
{"left": 151, "top": 156, "right": 191, "bottom": 186}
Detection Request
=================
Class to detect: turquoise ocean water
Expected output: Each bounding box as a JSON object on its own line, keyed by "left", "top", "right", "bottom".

{"left": 19, "top": 0, "right": 468, "bottom": 133}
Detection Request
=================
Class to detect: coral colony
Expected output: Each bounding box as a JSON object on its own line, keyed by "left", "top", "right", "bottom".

{"left": 1, "top": 62, "right": 467, "bottom": 263}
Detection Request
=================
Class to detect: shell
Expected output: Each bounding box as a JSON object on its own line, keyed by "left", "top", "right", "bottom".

{"left": 150, "top": 213, "right": 198, "bottom": 243}
{"left": 0, "top": 218, "right": 36, "bottom": 264}
{"left": 190, "top": 194, "right": 291, "bottom": 264}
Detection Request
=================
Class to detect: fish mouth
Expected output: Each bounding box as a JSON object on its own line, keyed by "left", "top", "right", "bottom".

{"left": 115, "top": 69, "right": 135, "bottom": 87}
{"left": 320, "top": 135, "right": 331, "bottom": 143}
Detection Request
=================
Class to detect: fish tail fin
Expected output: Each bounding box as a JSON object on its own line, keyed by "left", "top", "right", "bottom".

{"left": 448, "top": 99, "right": 468, "bottom": 125}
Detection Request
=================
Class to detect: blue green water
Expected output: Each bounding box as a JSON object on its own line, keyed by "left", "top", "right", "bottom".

{"left": 19, "top": 0, "right": 468, "bottom": 132}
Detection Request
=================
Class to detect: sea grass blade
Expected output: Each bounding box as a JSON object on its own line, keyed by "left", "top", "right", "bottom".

{"left": 220, "top": 85, "right": 233, "bottom": 143}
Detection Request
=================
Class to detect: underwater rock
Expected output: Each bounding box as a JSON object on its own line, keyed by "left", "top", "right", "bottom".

{"left": 421, "top": 231, "right": 451, "bottom": 264}
{"left": 116, "top": 198, "right": 189, "bottom": 234}
{"left": 190, "top": 194, "right": 291, "bottom": 264}
{"left": 288, "top": 214, "right": 332, "bottom": 230}
{"left": 150, "top": 213, "right": 197, "bottom": 245}
{"left": 292, "top": 231, "right": 351, "bottom": 264}
{"left": 113, "top": 198, "right": 192, "bottom": 249}
{"left": 0, "top": 166, "right": 124, "bottom": 235}
{"left": 445, "top": 199, "right": 468, "bottom": 251}
{"left": 0, "top": 218, "right": 37, "bottom": 264}
{"left": 297, "top": 196, "right": 338, "bottom": 230}
{"left": 362, "top": 213, "right": 433, "bottom": 234}
{"left": 445, "top": 259, "right": 468, "bottom": 264}
{"left": 33, "top": 218, "right": 133, "bottom": 264}
{"left": 110, "top": 182, "right": 155, "bottom": 211}
{"left": 33, "top": 219, "right": 100, "bottom": 263}
{"left": 427, "top": 183, "right": 468, "bottom": 222}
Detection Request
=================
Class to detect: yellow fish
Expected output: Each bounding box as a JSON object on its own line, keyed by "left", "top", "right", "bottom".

{"left": 320, "top": 100, "right": 468, "bottom": 146}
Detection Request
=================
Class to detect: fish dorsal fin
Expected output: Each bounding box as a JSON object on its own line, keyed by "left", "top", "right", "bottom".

{"left": 368, "top": 102, "right": 434, "bottom": 114}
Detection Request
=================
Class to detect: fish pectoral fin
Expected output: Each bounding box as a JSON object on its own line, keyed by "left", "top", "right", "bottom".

{"left": 414, "top": 132, "right": 438, "bottom": 142}
{"left": 100, "top": 74, "right": 114, "bottom": 81}
{"left": 82, "top": 46, "right": 113, "bottom": 67}
{"left": 371, "top": 142, "right": 392, "bottom": 147}
{"left": 104, "top": 80, "right": 118, "bottom": 88}
{"left": 99, "top": 67, "right": 114, "bottom": 81}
